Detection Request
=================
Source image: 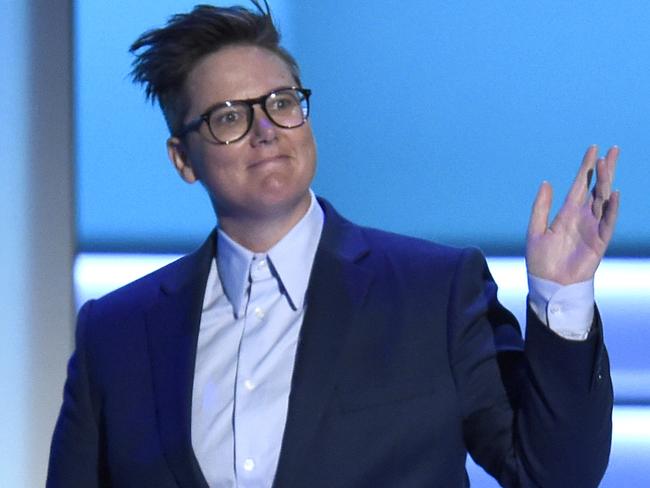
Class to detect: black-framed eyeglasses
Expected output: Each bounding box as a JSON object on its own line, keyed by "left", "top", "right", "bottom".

{"left": 176, "top": 86, "right": 311, "bottom": 145}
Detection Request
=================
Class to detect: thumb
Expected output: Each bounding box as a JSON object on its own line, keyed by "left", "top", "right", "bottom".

{"left": 527, "top": 181, "right": 552, "bottom": 238}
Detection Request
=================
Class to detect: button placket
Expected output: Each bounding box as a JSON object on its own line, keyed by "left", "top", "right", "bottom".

{"left": 234, "top": 255, "right": 275, "bottom": 481}
{"left": 243, "top": 457, "right": 255, "bottom": 472}
{"left": 254, "top": 306, "right": 265, "bottom": 319}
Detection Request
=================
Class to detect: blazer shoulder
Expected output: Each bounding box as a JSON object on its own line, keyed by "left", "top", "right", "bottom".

{"left": 318, "top": 197, "right": 486, "bottom": 280}
{"left": 318, "top": 195, "right": 483, "bottom": 266}
{"left": 358, "top": 223, "right": 484, "bottom": 270}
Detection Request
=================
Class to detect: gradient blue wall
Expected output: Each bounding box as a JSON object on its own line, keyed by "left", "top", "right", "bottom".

{"left": 76, "top": 1, "right": 650, "bottom": 254}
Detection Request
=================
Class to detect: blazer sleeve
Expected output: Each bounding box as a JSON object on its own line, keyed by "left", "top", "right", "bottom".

{"left": 47, "top": 300, "right": 105, "bottom": 488}
{"left": 447, "top": 248, "right": 613, "bottom": 488}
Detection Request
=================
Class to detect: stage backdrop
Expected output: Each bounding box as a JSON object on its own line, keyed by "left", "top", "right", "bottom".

{"left": 76, "top": 0, "right": 649, "bottom": 255}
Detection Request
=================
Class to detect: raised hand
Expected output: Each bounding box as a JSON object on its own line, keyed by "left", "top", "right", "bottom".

{"left": 526, "top": 145, "right": 620, "bottom": 285}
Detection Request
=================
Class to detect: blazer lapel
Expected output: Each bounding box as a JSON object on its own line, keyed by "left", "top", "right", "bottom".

{"left": 146, "top": 234, "right": 214, "bottom": 488}
{"left": 273, "top": 200, "right": 374, "bottom": 488}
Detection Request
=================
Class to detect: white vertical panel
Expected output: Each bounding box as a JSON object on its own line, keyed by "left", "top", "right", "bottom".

{"left": 0, "top": 2, "right": 30, "bottom": 485}
{"left": 0, "top": 0, "right": 74, "bottom": 486}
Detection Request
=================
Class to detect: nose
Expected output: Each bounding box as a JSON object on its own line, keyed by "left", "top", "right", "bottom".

{"left": 249, "top": 105, "right": 277, "bottom": 146}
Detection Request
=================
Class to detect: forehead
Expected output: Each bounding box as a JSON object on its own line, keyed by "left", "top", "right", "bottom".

{"left": 184, "top": 45, "right": 296, "bottom": 114}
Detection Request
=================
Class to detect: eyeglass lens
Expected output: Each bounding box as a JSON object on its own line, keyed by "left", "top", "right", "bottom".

{"left": 207, "top": 88, "right": 309, "bottom": 144}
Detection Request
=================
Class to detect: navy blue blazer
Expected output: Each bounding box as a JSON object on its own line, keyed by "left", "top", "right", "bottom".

{"left": 48, "top": 199, "right": 612, "bottom": 487}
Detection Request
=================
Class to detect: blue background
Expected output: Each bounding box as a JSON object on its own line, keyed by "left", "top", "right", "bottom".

{"left": 76, "top": 0, "right": 650, "bottom": 254}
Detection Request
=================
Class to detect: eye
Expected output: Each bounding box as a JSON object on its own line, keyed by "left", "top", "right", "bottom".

{"left": 212, "top": 108, "right": 243, "bottom": 126}
{"left": 269, "top": 92, "right": 300, "bottom": 112}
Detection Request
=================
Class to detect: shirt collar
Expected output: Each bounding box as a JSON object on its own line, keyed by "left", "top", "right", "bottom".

{"left": 216, "top": 191, "right": 324, "bottom": 316}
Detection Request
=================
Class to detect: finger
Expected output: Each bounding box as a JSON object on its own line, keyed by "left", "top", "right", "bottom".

{"left": 528, "top": 181, "right": 552, "bottom": 238}
{"left": 591, "top": 146, "right": 619, "bottom": 220}
{"left": 566, "top": 145, "right": 598, "bottom": 206}
{"left": 599, "top": 190, "right": 620, "bottom": 245}
{"left": 604, "top": 145, "right": 619, "bottom": 184}
{"left": 591, "top": 158, "right": 608, "bottom": 220}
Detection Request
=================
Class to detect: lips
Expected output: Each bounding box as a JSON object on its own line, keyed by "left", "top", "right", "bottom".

{"left": 248, "top": 155, "right": 289, "bottom": 168}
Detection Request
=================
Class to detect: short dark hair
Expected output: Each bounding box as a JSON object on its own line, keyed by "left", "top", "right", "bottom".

{"left": 129, "top": 1, "right": 301, "bottom": 135}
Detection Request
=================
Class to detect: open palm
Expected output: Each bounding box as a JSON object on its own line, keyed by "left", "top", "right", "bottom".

{"left": 526, "top": 145, "right": 620, "bottom": 285}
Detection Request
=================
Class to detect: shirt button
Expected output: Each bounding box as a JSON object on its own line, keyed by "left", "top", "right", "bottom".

{"left": 549, "top": 305, "right": 561, "bottom": 314}
{"left": 244, "top": 379, "right": 256, "bottom": 391}
{"left": 258, "top": 259, "right": 267, "bottom": 270}
{"left": 254, "top": 307, "right": 265, "bottom": 319}
{"left": 243, "top": 458, "right": 255, "bottom": 471}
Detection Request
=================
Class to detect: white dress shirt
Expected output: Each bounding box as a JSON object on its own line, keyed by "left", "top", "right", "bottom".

{"left": 192, "top": 192, "right": 324, "bottom": 488}
{"left": 529, "top": 275, "right": 594, "bottom": 340}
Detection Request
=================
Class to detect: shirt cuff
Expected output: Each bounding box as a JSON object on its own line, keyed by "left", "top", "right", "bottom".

{"left": 527, "top": 275, "right": 595, "bottom": 341}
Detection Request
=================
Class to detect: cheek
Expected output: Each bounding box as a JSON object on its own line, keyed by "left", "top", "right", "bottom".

{"left": 297, "top": 129, "right": 317, "bottom": 170}
{"left": 190, "top": 146, "right": 238, "bottom": 182}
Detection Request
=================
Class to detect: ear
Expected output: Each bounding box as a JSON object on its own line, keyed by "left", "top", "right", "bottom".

{"left": 167, "top": 136, "right": 198, "bottom": 184}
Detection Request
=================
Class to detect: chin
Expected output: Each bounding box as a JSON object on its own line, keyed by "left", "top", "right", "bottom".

{"left": 257, "top": 187, "right": 310, "bottom": 216}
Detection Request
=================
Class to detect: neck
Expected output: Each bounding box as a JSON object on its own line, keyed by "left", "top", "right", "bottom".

{"left": 217, "top": 196, "right": 311, "bottom": 253}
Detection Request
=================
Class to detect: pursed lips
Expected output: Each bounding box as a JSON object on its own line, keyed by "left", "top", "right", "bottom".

{"left": 248, "top": 154, "right": 290, "bottom": 168}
